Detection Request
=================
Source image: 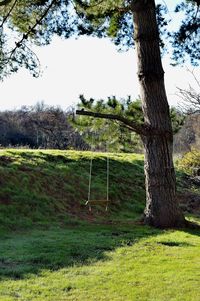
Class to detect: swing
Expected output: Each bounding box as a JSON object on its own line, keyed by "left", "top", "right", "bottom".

{"left": 85, "top": 145, "right": 110, "bottom": 211}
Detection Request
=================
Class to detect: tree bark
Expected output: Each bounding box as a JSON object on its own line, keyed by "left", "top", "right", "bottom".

{"left": 131, "top": 0, "right": 185, "bottom": 228}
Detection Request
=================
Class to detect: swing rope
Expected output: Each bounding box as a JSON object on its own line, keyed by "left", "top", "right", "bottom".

{"left": 106, "top": 142, "right": 109, "bottom": 202}
{"left": 86, "top": 130, "right": 110, "bottom": 211}
{"left": 88, "top": 157, "right": 93, "bottom": 203}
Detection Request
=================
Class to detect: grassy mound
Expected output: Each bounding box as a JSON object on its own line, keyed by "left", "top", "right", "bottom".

{"left": 0, "top": 149, "right": 145, "bottom": 231}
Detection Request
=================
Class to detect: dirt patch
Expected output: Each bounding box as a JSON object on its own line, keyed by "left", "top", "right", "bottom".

{"left": 0, "top": 259, "right": 18, "bottom": 268}
{"left": 0, "top": 196, "right": 12, "bottom": 205}
{"left": 0, "top": 156, "right": 13, "bottom": 166}
{"left": 67, "top": 200, "right": 112, "bottom": 223}
{"left": 17, "top": 165, "right": 33, "bottom": 172}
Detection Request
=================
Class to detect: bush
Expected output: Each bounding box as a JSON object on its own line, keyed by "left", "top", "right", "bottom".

{"left": 176, "top": 149, "right": 200, "bottom": 174}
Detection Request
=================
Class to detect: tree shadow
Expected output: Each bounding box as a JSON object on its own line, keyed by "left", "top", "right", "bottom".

{"left": 1, "top": 219, "right": 199, "bottom": 281}
{"left": 0, "top": 223, "right": 161, "bottom": 280}
{"left": 182, "top": 220, "right": 200, "bottom": 236}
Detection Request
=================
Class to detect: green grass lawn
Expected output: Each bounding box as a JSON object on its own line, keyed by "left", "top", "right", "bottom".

{"left": 0, "top": 149, "right": 200, "bottom": 301}
{"left": 0, "top": 223, "right": 200, "bottom": 301}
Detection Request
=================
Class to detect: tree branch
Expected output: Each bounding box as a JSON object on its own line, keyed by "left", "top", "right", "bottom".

{"left": 0, "top": 0, "right": 18, "bottom": 28}
{"left": 0, "top": 0, "right": 12, "bottom": 6}
{"left": 8, "top": 0, "right": 58, "bottom": 59}
{"left": 76, "top": 109, "right": 147, "bottom": 136}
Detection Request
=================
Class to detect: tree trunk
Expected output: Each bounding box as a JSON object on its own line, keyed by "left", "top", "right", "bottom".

{"left": 131, "top": 0, "right": 185, "bottom": 227}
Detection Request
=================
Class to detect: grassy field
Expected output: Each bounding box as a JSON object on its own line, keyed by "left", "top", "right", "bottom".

{"left": 0, "top": 149, "right": 200, "bottom": 301}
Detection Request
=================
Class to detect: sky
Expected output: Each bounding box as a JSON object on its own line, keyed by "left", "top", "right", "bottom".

{"left": 0, "top": 1, "right": 199, "bottom": 111}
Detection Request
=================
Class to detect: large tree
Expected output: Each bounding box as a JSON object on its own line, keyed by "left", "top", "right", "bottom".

{"left": 0, "top": 0, "right": 199, "bottom": 227}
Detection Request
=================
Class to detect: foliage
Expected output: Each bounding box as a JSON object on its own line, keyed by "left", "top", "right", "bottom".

{"left": 170, "top": 106, "right": 186, "bottom": 134}
{"left": 171, "top": 1, "right": 200, "bottom": 65}
{"left": 73, "top": 95, "right": 185, "bottom": 152}
{"left": 0, "top": 99, "right": 185, "bottom": 151}
{"left": 0, "top": 0, "right": 199, "bottom": 78}
{"left": 176, "top": 149, "right": 200, "bottom": 174}
{"left": 73, "top": 95, "right": 144, "bottom": 153}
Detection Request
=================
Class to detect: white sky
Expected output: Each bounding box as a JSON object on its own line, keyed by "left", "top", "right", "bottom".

{"left": 0, "top": 0, "right": 199, "bottom": 111}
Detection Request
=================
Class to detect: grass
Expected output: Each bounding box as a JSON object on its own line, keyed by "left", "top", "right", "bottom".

{"left": 0, "top": 224, "right": 200, "bottom": 301}
{"left": 0, "top": 149, "right": 145, "bottom": 231}
{"left": 0, "top": 149, "right": 200, "bottom": 300}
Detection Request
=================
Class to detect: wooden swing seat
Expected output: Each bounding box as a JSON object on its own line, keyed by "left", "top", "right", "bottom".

{"left": 85, "top": 199, "right": 110, "bottom": 211}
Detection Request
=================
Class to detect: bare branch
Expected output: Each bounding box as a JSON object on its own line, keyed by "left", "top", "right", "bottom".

{"left": 186, "top": 67, "right": 200, "bottom": 88}
{"left": 176, "top": 69, "right": 200, "bottom": 114}
{"left": 76, "top": 109, "right": 147, "bottom": 136}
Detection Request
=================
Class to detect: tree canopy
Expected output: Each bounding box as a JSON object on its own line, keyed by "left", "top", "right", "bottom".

{"left": 0, "top": 0, "right": 199, "bottom": 78}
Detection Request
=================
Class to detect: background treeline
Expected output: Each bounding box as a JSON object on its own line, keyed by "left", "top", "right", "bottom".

{"left": 0, "top": 97, "right": 186, "bottom": 152}
{"left": 0, "top": 102, "right": 88, "bottom": 150}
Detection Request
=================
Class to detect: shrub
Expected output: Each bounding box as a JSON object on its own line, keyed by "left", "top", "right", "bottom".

{"left": 176, "top": 149, "right": 200, "bottom": 174}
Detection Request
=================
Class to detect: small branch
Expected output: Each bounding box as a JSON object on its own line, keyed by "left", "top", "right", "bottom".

{"left": 0, "top": 0, "right": 18, "bottom": 28}
{"left": 186, "top": 67, "right": 200, "bottom": 88}
{"left": 86, "top": 0, "right": 105, "bottom": 9}
{"left": 0, "top": 0, "right": 12, "bottom": 6}
{"left": 76, "top": 109, "right": 146, "bottom": 136}
{"left": 8, "top": 0, "right": 58, "bottom": 59}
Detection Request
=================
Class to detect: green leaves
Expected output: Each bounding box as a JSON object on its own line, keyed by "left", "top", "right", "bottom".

{"left": 0, "top": 0, "right": 13, "bottom": 6}
{"left": 73, "top": 95, "right": 143, "bottom": 153}
{"left": 171, "top": 1, "right": 200, "bottom": 65}
{"left": 0, "top": 0, "right": 199, "bottom": 78}
{"left": 73, "top": 95, "right": 185, "bottom": 153}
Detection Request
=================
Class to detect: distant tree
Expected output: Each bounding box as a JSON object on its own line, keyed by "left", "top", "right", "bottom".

{"left": 170, "top": 107, "right": 185, "bottom": 134}
{"left": 0, "top": 104, "right": 88, "bottom": 149}
{"left": 177, "top": 70, "right": 200, "bottom": 114}
{"left": 0, "top": 109, "right": 35, "bottom": 147}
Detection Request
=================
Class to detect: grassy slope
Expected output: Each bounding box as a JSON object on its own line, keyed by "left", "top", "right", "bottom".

{"left": 0, "top": 149, "right": 145, "bottom": 231}
{"left": 0, "top": 149, "right": 200, "bottom": 301}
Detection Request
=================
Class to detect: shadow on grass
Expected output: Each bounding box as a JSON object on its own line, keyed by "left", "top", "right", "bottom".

{"left": 1, "top": 221, "right": 199, "bottom": 281}
{"left": 0, "top": 223, "right": 161, "bottom": 280}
